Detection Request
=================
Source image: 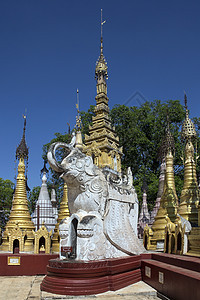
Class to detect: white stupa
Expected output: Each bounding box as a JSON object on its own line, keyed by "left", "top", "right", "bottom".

{"left": 32, "top": 162, "right": 57, "bottom": 233}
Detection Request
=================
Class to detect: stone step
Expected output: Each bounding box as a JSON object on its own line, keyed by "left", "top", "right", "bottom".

{"left": 143, "top": 259, "right": 200, "bottom": 280}
{"left": 151, "top": 252, "right": 200, "bottom": 273}
{"left": 141, "top": 257, "right": 200, "bottom": 300}
{"left": 41, "top": 281, "right": 158, "bottom": 299}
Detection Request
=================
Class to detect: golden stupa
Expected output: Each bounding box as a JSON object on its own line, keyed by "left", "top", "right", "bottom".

{"left": 144, "top": 117, "right": 179, "bottom": 251}
{"left": 51, "top": 182, "right": 70, "bottom": 253}
{"left": 177, "top": 94, "right": 200, "bottom": 256}
{"left": 178, "top": 94, "right": 200, "bottom": 226}
{"left": 83, "top": 12, "right": 122, "bottom": 172}
{"left": 0, "top": 116, "right": 35, "bottom": 253}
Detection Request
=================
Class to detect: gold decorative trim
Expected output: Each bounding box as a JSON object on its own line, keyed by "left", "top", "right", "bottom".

{"left": 8, "top": 256, "right": 21, "bottom": 265}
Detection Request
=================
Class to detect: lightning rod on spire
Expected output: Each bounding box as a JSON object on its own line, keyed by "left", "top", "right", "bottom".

{"left": 76, "top": 89, "right": 81, "bottom": 131}
{"left": 100, "top": 9, "right": 106, "bottom": 54}
{"left": 184, "top": 91, "right": 188, "bottom": 111}
{"left": 76, "top": 88, "right": 79, "bottom": 114}
{"left": 101, "top": 9, "right": 103, "bottom": 39}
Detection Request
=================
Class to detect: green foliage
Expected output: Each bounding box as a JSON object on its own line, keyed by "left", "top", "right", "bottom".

{"left": 111, "top": 100, "right": 185, "bottom": 173}
{"left": 80, "top": 105, "right": 95, "bottom": 139}
{"left": 110, "top": 100, "right": 186, "bottom": 208}
{"left": 0, "top": 178, "right": 14, "bottom": 229}
{"left": 28, "top": 186, "right": 40, "bottom": 215}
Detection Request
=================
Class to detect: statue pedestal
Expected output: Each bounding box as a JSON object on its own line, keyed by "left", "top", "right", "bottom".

{"left": 40, "top": 255, "right": 142, "bottom": 296}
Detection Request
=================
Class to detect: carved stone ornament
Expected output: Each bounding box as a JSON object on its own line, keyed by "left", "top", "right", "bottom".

{"left": 164, "top": 216, "right": 176, "bottom": 254}
{"left": 174, "top": 214, "right": 191, "bottom": 254}
{"left": 48, "top": 142, "right": 145, "bottom": 260}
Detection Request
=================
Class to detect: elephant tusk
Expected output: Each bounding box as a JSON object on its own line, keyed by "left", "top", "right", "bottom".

{"left": 47, "top": 142, "right": 72, "bottom": 173}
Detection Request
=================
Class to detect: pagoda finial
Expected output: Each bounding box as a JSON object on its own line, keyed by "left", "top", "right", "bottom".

{"left": 181, "top": 93, "right": 196, "bottom": 140}
{"left": 40, "top": 160, "right": 48, "bottom": 176}
{"left": 75, "top": 88, "right": 82, "bottom": 131}
{"left": 16, "top": 114, "right": 29, "bottom": 160}
{"left": 141, "top": 175, "right": 148, "bottom": 193}
{"left": 75, "top": 89, "right": 83, "bottom": 150}
{"left": 184, "top": 91, "right": 189, "bottom": 119}
{"left": 166, "top": 110, "right": 170, "bottom": 131}
{"left": 184, "top": 91, "right": 188, "bottom": 110}
{"left": 95, "top": 9, "right": 108, "bottom": 84}
{"left": 101, "top": 9, "right": 106, "bottom": 55}
{"left": 159, "top": 113, "right": 175, "bottom": 159}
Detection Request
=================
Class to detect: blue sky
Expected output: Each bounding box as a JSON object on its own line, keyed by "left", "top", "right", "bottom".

{"left": 1, "top": 0, "right": 200, "bottom": 189}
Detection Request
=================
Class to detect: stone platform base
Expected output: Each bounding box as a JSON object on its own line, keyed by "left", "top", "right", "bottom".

{"left": 41, "top": 255, "right": 142, "bottom": 295}
{"left": 0, "top": 253, "right": 59, "bottom": 276}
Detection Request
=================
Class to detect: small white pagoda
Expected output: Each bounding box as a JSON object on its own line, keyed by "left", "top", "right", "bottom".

{"left": 32, "top": 162, "right": 57, "bottom": 233}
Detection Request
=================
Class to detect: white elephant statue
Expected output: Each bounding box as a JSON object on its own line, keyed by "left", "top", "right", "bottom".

{"left": 48, "top": 142, "right": 145, "bottom": 260}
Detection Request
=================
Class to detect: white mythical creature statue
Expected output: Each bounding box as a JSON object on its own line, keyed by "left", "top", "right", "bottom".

{"left": 48, "top": 142, "right": 145, "bottom": 260}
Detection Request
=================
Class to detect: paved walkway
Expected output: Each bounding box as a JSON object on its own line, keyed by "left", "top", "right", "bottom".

{"left": 0, "top": 276, "right": 160, "bottom": 300}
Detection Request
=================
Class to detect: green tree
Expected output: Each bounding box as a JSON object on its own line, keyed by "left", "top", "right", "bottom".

{"left": 0, "top": 178, "right": 14, "bottom": 229}
{"left": 80, "top": 105, "right": 95, "bottom": 138}
{"left": 110, "top": 100, "right": 186, "bottom": 210}
{"left": 28, "top": 186, "right": 40, "bottom": 215}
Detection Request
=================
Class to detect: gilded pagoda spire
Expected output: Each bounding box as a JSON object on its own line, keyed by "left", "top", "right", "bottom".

{"left": 150, "top": 157, "right": 166, "bottom": 224}
{"left": 51, "top": 182, "right": 70, "bottom": 253}
{"left": 75, "top": 89, "right": 83, "bottom": 151}
{"left": 83, "top": 10, "right": 122, "bottom": 172}
{"left": 16, "top": 115, "right": 29, "bottom": 161}
{"left": 155, "top": 116, "right": 178, "bottom": 217}
{"left": 178, "top": 93, "right": 199, "bottom": 225}
{"left": 95, "top": 9, "right": 108, "bottom": 96}
{"left": 146, "top": 116, "right": 179, "bottom": 250}
{"left": 57, "top": 183, "right": 70, "bottom": 223}
{"left": 0, "top": 116, "right": 35, "bottom": 253}
{"left": 181, "top": 93, "right": 196, "bottom": 140}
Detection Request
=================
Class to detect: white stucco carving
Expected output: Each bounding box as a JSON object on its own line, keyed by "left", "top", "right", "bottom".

{"left": 177, "top": 214, "right": 192, "bottom": 254}
{"left": 48, "top": 142, "right": 145, "bottom": 260}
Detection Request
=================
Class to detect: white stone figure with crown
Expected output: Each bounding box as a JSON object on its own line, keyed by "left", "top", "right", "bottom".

{"left": 48, "top": 143, "right": 145, "bottom": 261}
